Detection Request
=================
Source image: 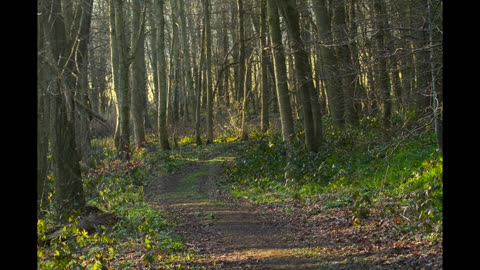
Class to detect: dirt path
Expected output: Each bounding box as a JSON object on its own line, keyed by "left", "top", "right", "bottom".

{"left": 145, "top": 156, "right": 441, "bottom": 269}
{"left": 145, "top": 156, "right": 329, "bottom": 269}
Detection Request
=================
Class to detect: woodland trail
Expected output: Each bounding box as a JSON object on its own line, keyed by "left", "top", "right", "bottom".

{"left": 144, "top": 155, "right": 405, "bottom": 270}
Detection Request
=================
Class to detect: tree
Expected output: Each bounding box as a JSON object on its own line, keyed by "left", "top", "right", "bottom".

{"left": 237, "top": 0, "right": 246, "bottom": 106}
{"left": 41, "top": 0, "right": 86, "bottom": 218}
{"left": 37, "top": 0, "right": 50, "bottom": 213}
{"left": 332, "top": 0, "right": 358, "bottom": 126}
{"left": 267, "top": 0, "right": 295, "bottom": 141}
{"left": 179, "top": 0, "right": 195, "bottom": 123}
{"left": 109, "top": 0, "right": 131, "bottom": 159}
{"left": 260, "top": 0, "right": 270, "bottom": 132}
{"left": 204, "top": 0, "right": 214, "bottom": 144}
{"left": 195, "top": 21, "right": 205, "bottom": 146}
{"left": 147, "top": 1, "right": 160, "bottom": 128}
{"left": 373, "top": 0, "right": 392, "bottom": 127}
{"left": 73, "top": 0, "right": 95, "bottom": 160}
{"left": 155, "top": 0, "right": 170, "bottom": 150}
{"left": 131, "top": 0, "right": 147, "bottom": 147}
{"left": 168, "top": 0, "right": 181, "bottom": 132}
{"left": 277, "top": 0, "right": 323, "bottom": 151}
{"left": 311, "top": 0, "right": 345, "bottom": 127}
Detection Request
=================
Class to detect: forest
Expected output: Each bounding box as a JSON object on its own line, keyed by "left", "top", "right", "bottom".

{"left": 37, "top": 0, "right": 442, "bottom": 269}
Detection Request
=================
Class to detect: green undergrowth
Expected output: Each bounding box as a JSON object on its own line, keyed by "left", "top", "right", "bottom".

{"left": 38, "top": 133, "right": 237, "bottom": 269}
{"left": 223, "top": 126, "right": 442, "bottom": 239}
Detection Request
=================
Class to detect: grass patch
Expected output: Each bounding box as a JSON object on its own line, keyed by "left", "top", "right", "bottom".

{"left": 223, "top": 127, "right": 442, "bottom": 239}
{"left": 38, "top": 139, "right": 202, "bottom": 269}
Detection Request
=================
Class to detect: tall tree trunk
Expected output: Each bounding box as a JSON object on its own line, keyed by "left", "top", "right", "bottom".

{"left": 427, "top": 0, "right": 442, "bottom": 154}
{"left": 169, "top": 0, "right": 181, "bottom": 126}
{"left": 43, "top": 0, "right": 86, "bottom": 218}
{"left": 114, "top": 0, "right": 131, "bottom": 159}
{"left": 230, "top": 3, "right": 239, "bottom": 105}
{"left": 109, "top": 0, "right": 131, "bottom": 158}
{"left": 260, "top": 0, "right": 270, "bottom": 132}
{"left": 222, "top": 6, "right": 231, "bottom": 108}
{"left": 373, "top": 0, "right": 392, "bottom": 127}
{"left": 90, "top": 0, "right": 109, "bottom": 117}
{"left": 89, "top": 46, "right": 107, "bottom": 115}
{"left": 332, "top": 0, "right": 358, "bottom": 126}
{"left": 131, "top": 0, "right": 147, "bottom": 147}
{"left": 311, "top": 0, "right": 345, "bottom": 127}
{"left": 240, "top": 52, "right": 254, "bottom": 140}
{"left": 179, "top": 0, "right": 194, "bottom": 122}
{"left": 37, "top": 5, "right": 50, "bottom": 214}
{"left": 108, "top": 0, "right": 122, "bottom": 148}
{"left": 148, "top": 3, "right": 159, "bottom": 128}
{"left": 237, "top": 0, "right": 246, "bottom": 105}
{"left": 155, "top": 0, "right": 170, "bottom": 150}
{"left": 73, "top": 0, "right": 94, "bottom": 160}
{"left": 347, "top": 0, "right": 365, "bottom": 119}
{"left": 278, "top": 0, "right": 322, "bottom": 152}
{"left": 204, "top": 0, "right": 214, "bottom": 144}
{"left": 267, "top": 0, "right": 295, "bottom": 141}
{"left": 195, "top": 23, "right": 205, "bottom": 146}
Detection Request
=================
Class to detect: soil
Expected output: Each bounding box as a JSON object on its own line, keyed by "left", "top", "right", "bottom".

{"left": 145, "top": 155, "right": 442, "bottom": 269}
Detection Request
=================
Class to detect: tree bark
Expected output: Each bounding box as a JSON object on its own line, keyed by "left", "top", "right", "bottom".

{"left": 260, "top": 0, "right": 270, "bottom": 132}
{"left": 73, "top": 0, "right": 94, "bottom": 160}
{"left": 373, "top": 0, "right": 392, "bottom": 127}
{"left": 169, "top": 0, "right": 181, "bottom": 126}
{"left": 237, "top": 0, "right": 246, "bottom": 104}
{"left": 332, "top": 0, "right": 358, "bottom": 126}
{"left": 311, "top": 0, "right": 345, "bottom": 127}
{"left": 240, "top": 52, "right": 254, "bottom": 140}
{"left": 155, "top": 0, "right": 170, "bottom": 150}
{"left": 43, "top": 0, "right": 86, "bottom": 218}
{"left": 195, "top": 23, "right": 205, "bottom": 146}
{"left": 278, "top": 0, "right": 322, "bottom": 152}
{"left": 179, "top": 0, "right": 194, "bottom": 122}
{"left": 204, "top": 0, "right": 214, "bottom": 144}
{"left": 267, "top": 0, "right": 295, "bottom": 141}
{"left": 148, "top": 2, "right": 159, "bottom": 128}
{"left": 37, "top": 3, "right": 50, "bottom": 213}
{"left": 131, "top": 0, "right": 147, "bottom": 147}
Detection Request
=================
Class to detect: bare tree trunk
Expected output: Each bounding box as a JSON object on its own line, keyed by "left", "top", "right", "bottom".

{"left": 237, "top": 0, "right": 246, "bottom": 105}
{"left": 267, "top": 0, "right": 295, "bottom": 141}
{"left": 278, "top": 0, "right": 322, "bottom": 152}
{"left": 347, "top": 0, "right": 365, "bottom": 120}
{"left": 37, "top": 5, "right": 50, "bottom": 213}
{"left": 90, "top": 0, "right": 109, "bottom": 117}
{"left": 311, "top": 0, "right": 345, "bottom": 127}
{"left": 222, "top": 6, "right": 231, "bottom": 108}
{"left": 43, "top": 0, "right": 86, "bottom": 218}
{"left": 169, "top": 0, "right": 181, "bottom": 128}
{"left": 195, "top": 26, "right": 204, "bottom": 145}
{"left": 240, "top": 52, "right": 254, "bottom": 140}
{"left": 72, "top": 0, "right": 94, "bottom": 160}
{"left": 332, "top": 0, "right": 358, "bottom": 126}
{"left": 204, "top": 0, "right": 214, "bottom": 144}
{"left": 108, "top": 0, "right": 121, "bottom": 148}
{"left": 179, "top": 0, "right": 194, "bottom": 122}
{"left": 427, "top": 0, "right": 442, "bottom": 154}
{"left": 155, "top": 0, "right": 170, "bottom": 150}
{"left": 260, "top": 0, "right": 270, "bottom": 132}
{"left": 373, "top": 0, "right": 392, "bottom": 127}
{"left": 148, "top": 2, "right": 159, "bottom": 128}
{"left": 131, "top": 0, "right": 147, "bottom": 147}
{"left": 114, "top": 0, "right": 131, "bottom": 159}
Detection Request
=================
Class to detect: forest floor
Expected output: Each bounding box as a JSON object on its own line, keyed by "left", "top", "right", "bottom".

{"left": 145, "top": 152, "right": 442, "bottom": 269}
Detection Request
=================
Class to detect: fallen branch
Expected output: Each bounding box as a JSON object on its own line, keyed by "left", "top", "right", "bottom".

{"left": 74, "top": 98, "right": 107, "bottom": 123}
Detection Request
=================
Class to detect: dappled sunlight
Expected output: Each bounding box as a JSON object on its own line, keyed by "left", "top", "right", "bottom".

{"left": 168, "top": 201, "right": 218, "bottom": 208}
{"left": 210, "top": 248, "right": 304, "bottom": 262}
